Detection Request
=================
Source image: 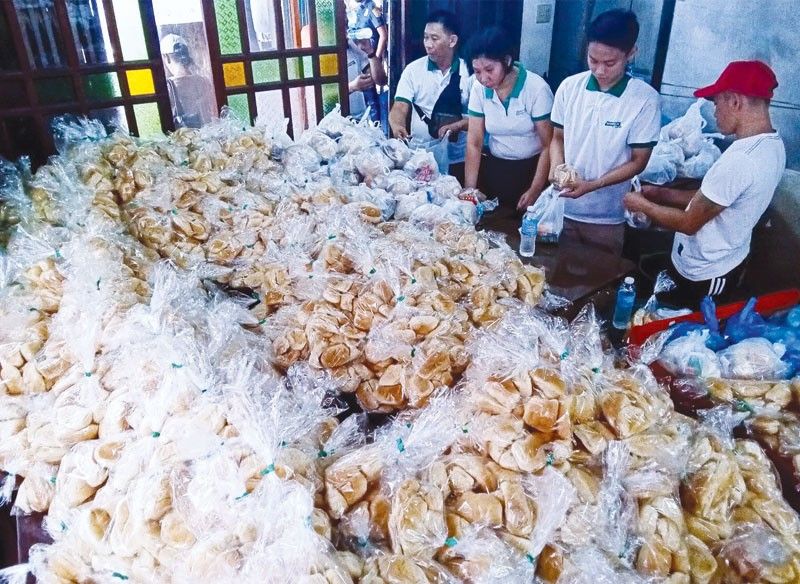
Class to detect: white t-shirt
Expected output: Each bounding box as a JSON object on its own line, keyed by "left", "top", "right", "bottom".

{"left": 394, "top": 56, "right": 471, "bottom": 163}
{"left": 551, "top": 71, "right": 661, "bottom": 224}
{"left": 467, "top": 64, "right": 553, "bottom": 160}
{"left": 672, "top": 132, "right": 786, "bottom": 281}
{"left": 347, "top": 47, "right": 369, "bottom": 119}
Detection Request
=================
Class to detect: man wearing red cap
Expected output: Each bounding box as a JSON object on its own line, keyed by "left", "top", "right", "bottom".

{"left": 623, "top": 60, "right": 786, "bottom": 308}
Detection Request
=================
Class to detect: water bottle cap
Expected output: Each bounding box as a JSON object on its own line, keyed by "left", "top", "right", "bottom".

{"left": 624, "top": 276, "right": 634, "bottom": 285}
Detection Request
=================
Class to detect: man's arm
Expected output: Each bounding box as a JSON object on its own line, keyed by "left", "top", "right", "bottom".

{"left": 623, "top": 189, "right": 725, "bottom": 235}
{"left": 437, "top": 118, "right": 468, "bottom": 139}
{"left": 366, "top": 54, "right": 387, "bottom": 86}
{"left": 389, "top": 101, "right": 411, "bottom": 139}
{"left": 561, "top": 147, "right": 653, "bottom": 198}
{"left": 374, "top": 24, "right": 388, "bottom": 60}
{"left": 640, "top": 183, "right": 697, "bottom": 209}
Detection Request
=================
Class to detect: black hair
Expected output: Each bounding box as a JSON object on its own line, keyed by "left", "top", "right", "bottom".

{"left": 468, "top": 26, "right": 514, "bottom": 71}
{"left": 587, "top": 9, "right": 639, "bottom": 53}
{"left": 426, "top": 9, "right": 459, "bottom": 37}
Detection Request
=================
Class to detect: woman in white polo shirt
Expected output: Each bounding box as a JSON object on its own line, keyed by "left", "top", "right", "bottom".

{"left": 464, "top": 27, "right": 553, "bottom": 211}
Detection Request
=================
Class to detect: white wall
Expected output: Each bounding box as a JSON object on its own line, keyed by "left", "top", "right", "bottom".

{"left": 519, "top": 0, "right": 556, "bottom": 78}
{"left": 660, "top": 0, "right": 800, "bottom": 169}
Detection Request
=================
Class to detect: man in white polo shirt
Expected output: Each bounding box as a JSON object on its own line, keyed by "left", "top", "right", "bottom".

{"left": 624, "top": 61, "right": 786, "bottom": 308}
{"left": 550, "top": 9, "right": 661, "bottom": 255}
{"left": 388, "top": 10, "right": 470, "bottom": 184}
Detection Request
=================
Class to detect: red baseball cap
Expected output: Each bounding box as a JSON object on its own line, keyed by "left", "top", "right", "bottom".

{"left": 694, "top": 60, "right": 778, "bottom": 99}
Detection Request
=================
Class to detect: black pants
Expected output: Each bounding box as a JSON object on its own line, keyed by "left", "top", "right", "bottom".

{"left": 661, "top": 260, "right": 748, "bottom": 310}
{"left": 478, "top": 153, "right": 538, "bottom": 210}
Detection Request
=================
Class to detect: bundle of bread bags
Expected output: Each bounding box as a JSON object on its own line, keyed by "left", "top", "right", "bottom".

{"left": 0, "top": 112, "right": 798, "bottom": 583}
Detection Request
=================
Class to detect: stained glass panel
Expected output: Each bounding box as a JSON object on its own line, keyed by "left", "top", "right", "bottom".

{"left": 223, "top": 61, "right": 246, "bottom": 88}
{"left": 133, "top": 102, "right": 162, "bottom": 138}
{"left": 226, "top": 93, "right": 250, "bottom": 124}
{"left": 252, "top": 59, "right": 280, "bottom": 84}
{"left": 321, "top": 83, "right": 339, "bottom": 116}
{"left": 215, "top": 0, "right": 242, "bottom": 55}
{"left": 84, "top": 72, "right": 121, "bottom": 100}
{"left": 320, "top": 54, "right": 337, "bottom": 76}
{"left": 287, "top": 56, "right": 312, "bottom": 81}
{"left": 315, "top": 0, "right": 336, "bottom": 46}
{"left": 126, "top": 68, "right": 155, "bottom": 96}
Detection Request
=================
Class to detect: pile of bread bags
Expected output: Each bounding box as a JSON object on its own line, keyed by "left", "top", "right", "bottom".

{"left": 0, "top": 110, "right": 798, "bottom": 584}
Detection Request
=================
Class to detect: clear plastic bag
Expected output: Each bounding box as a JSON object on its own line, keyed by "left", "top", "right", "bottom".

{"left": 639, "top": 141, "right": 683, "bottom": 185}
{"left": 527, "top": 186, "right": 564, "bottom": 243}
{"left": 679, "top": 139, "right": 721, "bottom": 179}
{"left": 406, "top": 136, "right": 448, "bottom": 178}
{"left": 659, "top": 330, "right": 722, "bottom": 378}
{"left": 717, "top": 338, "right": 790, "bottom": 380}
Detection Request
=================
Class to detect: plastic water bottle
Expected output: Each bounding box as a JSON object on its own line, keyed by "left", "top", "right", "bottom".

{"left": 612, "top": 276, "right": 637, "bottom": 329}
{"left": 519, "top": 206, "right": 538, "bottom": 257}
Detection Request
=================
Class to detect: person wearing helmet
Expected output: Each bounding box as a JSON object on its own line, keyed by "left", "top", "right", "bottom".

{"left": 623, "top": 61, "right": 785, "bottom": 308}
{"left": 347, "top": 27, "right": 387, "bottom": 122}
{"left": 160, "top": 34, "right": 217, "bottom": 128}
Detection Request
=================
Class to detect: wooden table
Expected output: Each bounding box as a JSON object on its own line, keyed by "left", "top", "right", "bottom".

{"left": 479, "top": 206, "right": 636, "bottom": 310}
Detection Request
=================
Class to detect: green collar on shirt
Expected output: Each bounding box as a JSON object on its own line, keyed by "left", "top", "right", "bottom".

{"left": 484, "top": 63, "right": 527, "bottom": 112}
{"left": 427, "top": 57, "right": 459, "bottom": 74}
{"left": 586, "top": 73, "right": 630, "bottom": 97}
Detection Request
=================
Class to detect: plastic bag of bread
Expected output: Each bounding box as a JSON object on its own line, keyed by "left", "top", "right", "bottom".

{"left": 718, "top": 338, "right": 790, "bottom": 380}
{"left": 717, "top": 523, "right": 800, "bottom": 584}
{"left": 659, "top": 330, "right": 722, "bottom": 378}
{"left": 552, "top": 163, "right": 581, "bottom": 190}
{"left": 439, "top": 525, "right": 534, "bottom": 583}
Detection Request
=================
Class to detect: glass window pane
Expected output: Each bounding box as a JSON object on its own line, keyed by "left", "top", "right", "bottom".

{"left": 282, "top": 0, "right": 312, "bottom": 50}
{"left": 133, "top": 102, "right": 162, "bottom": 138}
{"left": 315, "top": 0, "right": 336, "bottom": 46}
{"left": 322, "top": 83, "right": 339, "bottom": 116}
{"left": 0, "top": 7, "right": 21, "bottom": 70}
{"left": 89, "top": 106, "right": 128, "bottom": 133}
{"left": 215, "top": 0, "right": 242, "bottom": 55}
{"left": 84, "top": 72, "right": 121, "bottom": 100}
{"left": 252, "top": 59, "right": 280, "bottom": 84}
{"left": 0, "top": 80, "right": 27, "bottom": 109}
{"left": 111, "top": 0, "right": 148, "bottom": 61}
{"left": 254, "top": 89, "right": 282, "bottom": 121}
{"left": 67, "top": 0, "right": 114, "bottom": 65}
{"left": 35, "top": 77, "right": 75, "bottom": 105}
{"left": 320, "top": 53, "right": 337, "bottom": 76}
{"left": 227, "top": 93, "right": 250, "bottom": 124}
{"left": 13, "top": 0, "right": 67, "bottom": 69}
{"left": 153, "top": 0, "right": 219, "bottom": 129}
{"left": 243, "top": 0, "right": 277, "bottom": 52}
{"left": 222, "top": 61, "right": 246, "bottom": 88}
{"left": 289, "top": 85, "right": 317, "bottom": 138}
{"left": 126, "top": 68, "right": 155, "bottom": 96}
{"left": 286, "top": 56, "right": 312, "bottom": 81}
